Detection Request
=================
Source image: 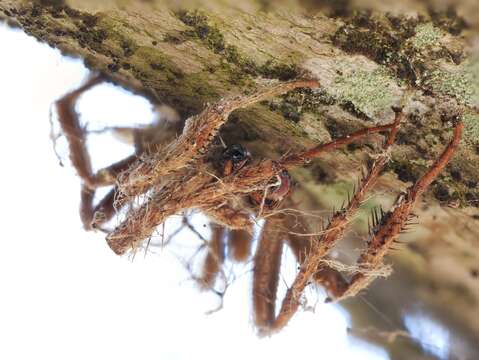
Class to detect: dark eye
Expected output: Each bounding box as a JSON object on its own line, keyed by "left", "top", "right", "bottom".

{"left": 231, "top": 149, "right": 245, "bottom": 160}
{"left": 224, "top": 144, "right": 248, "bottom": 162}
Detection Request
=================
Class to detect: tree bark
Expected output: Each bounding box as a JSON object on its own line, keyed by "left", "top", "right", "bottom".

{"left": 2, "top": 0, "right": 479, "bottom": 358}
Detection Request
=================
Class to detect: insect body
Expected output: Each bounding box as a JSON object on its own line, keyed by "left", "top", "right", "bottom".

{"left": 55, "top": 75, "right": 462, "bottom": 335}
{"left": 221, "top": 144, "right": 251, "bottom": 176}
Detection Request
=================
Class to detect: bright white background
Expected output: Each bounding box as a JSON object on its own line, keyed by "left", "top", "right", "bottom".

{"left": 0, "top": 23, "right": 393, "bottom": 360}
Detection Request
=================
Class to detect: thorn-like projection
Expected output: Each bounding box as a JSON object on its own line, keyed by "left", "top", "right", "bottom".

{"left": 56, "top": 74, "right": 463, "bottom": 336}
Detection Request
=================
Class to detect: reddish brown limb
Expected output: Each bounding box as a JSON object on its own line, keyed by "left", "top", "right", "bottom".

{"left": 78, "top": 157, "right": 137, "bottom": 230}
{"left": 117, "top": 80, "right": 320, "bottom": 200}
{"left": 280, "top": 122, "right": 396, "bottom": 169}
{"left": 269, "top": 111, "right": 404, "bottom": 332}
{"left": 55, "top": 75, "right": 104, "bottom": 188}
{"left": 314, "top": 110, "right": 403, "bottom": 256}
{"left": 56, "top": 75, "right": 139, "bottom": 229}
{"left": 78, "top": 155, "right": 137, "bottom": 228}
{"left": 253, "top": 216, "right": 285, "bottom": 332}
{"left": 80, "top": 186, "right": 95, "bottom": 229}
{"left": 314, "top": 267, "right": 349, "bottom": 300}
{"left": 249, "top": 170, "right": 293, "bottom": 210}
{"left": 229, "top": 122, "right": 399, "bottom": 198}
{"left": 333, "top": 121, "right": 464, "bottom": 300}
{"left": 106, "top": 114, "right": 403, "bottom": 255}
{"left": 199, "top": 224, "right": 226, "bottom": 290}
{"left": 227, "top": 228, "right": 253, "bottom": 262}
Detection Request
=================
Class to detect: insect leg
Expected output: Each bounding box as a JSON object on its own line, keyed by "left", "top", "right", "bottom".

{"left": 328, "top": 121, "right": 464, "bottom": 301}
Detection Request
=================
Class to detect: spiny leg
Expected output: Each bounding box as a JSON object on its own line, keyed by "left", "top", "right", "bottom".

{"left": 106, "top": 114, "right": 401, "bottom": 255}
{"left": 223, "top": 120, "right": 398, "bottom": 191}
{"left": 329, "top": 121, "right": 464, "bottom": 301}
{"left": 313, "top": 110, "right": 403, "bottom": 256}
{"left": 280, "top": 122, "right": 398, "bottom": 169}
{"left": 268, "top": 110, "right": 404, "bottom": 332}
{"left": 107, "top": 166, "right": 255, "bottom": 256}
{"left": 116, "top": 80, "right": 320, "bottom": 202}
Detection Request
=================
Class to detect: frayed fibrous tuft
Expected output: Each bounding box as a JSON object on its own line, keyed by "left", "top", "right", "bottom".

{"left": 56, "top": 73, "right": 463, "bottom": 336}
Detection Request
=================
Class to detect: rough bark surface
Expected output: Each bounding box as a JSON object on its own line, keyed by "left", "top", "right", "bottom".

{"left": 2, "top": 0, "right": 478, "bottom": 358}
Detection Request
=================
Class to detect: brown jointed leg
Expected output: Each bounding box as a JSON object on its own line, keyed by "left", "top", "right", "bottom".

{"left": 199, "top": 223, "right": 226, "bottom": 290}
{"left": 280, "top": 122, "right": 397, "bottom": 169}
{"left": 269, "top": 110, "right": 404, "bottom": 332}
{"left": 116, "top": 80, "right": 320, "bottom": 202}
{"left": 106, "top": 111, "right": 404, "bottom": 256}
{"left": 253, "top": 216, "right": 285, "bottom": 333}
{"left": 57, "top": 76, "right": 151, "bottom": 230}
{"left": 227, "top": 227, "right": 253, "bottom": 262}
{"left": 56, "top": 74, "right": 104, "bottom": 188}
{"left": 331, "top": 121, "right": 464, "bottom": 301}
{"left": 80, "top": 186, "right": 95, "bottom": 230}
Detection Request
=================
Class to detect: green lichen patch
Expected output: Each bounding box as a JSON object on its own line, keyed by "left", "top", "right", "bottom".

{"left": 463, "top": 112, "right": 479, "bottom": 147}
{"left": 331, "top": 10, "right": 469, "bottom": 95}
{"left": 425, "top": 58, "right": 479, "bottom": 107}
{"left": 329, "top": 64, "right": 398, "bottom": 119}
{"left": 299, "top": 113, "right": 333, "bottom": 142}
{"left": 126, "top": 48, "right": 221, "bottom": 116}
{"left": 411, "top": 23, "right": 443, "bottom": 49}
{"left": 10, "top": 4, "right": 113, "bottom": 56}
